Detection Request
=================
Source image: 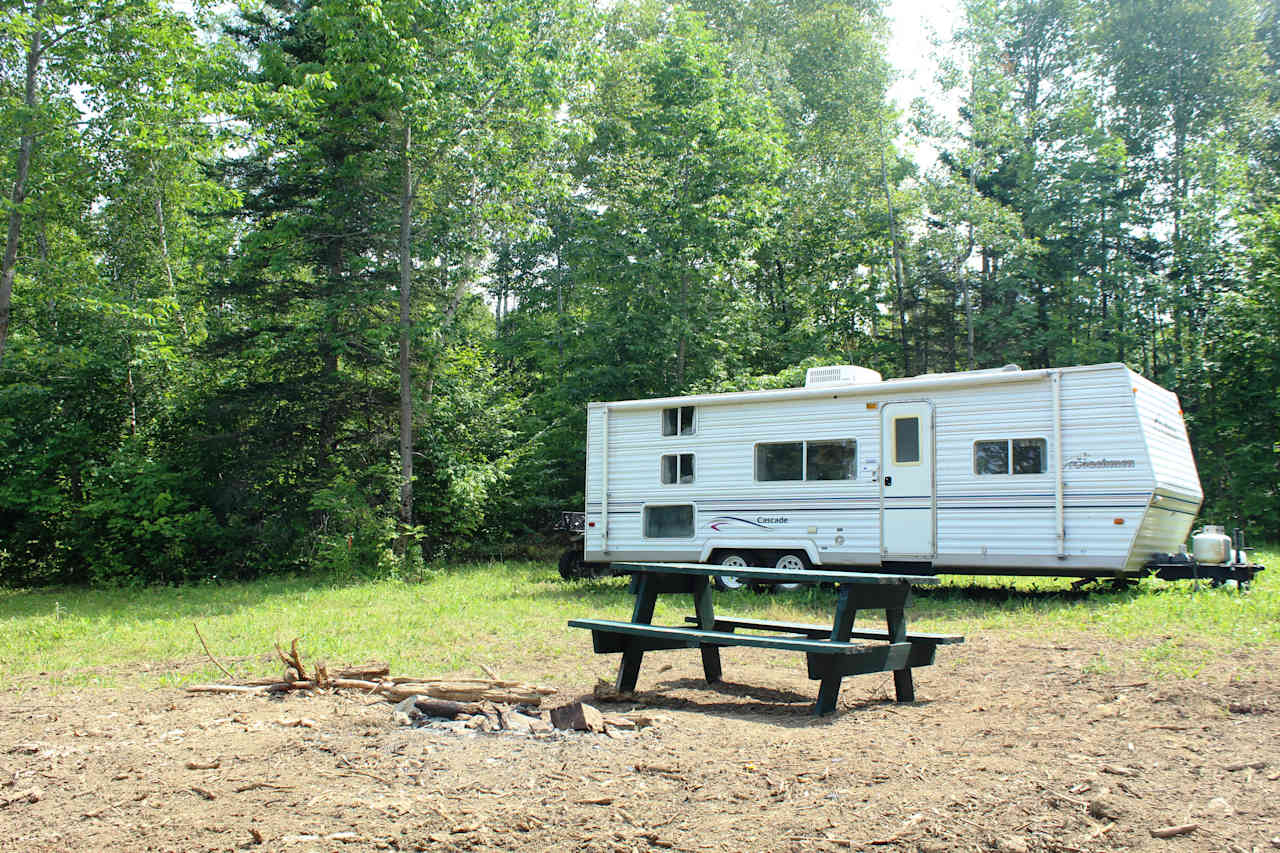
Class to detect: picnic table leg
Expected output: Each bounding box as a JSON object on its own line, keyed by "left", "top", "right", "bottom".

{"left": 814, "top": 584, "right": 858, "bottom": 715}
{"left": 691, "top": 576, "right": 722, "bottom": 683}
{"left": 886, "top": 604, "right": 915, "bottom": 702}
{"left": 616, "top": 574, "right": 659, "bottom": 694}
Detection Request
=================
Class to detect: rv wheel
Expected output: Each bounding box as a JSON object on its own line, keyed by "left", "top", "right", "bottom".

{"left": 772, "top": 552, "right": 810, "bottom": 591}
{"left": 712, "top": 552, "right": 754, "bottom": 591}
{"left": 558, "top": 548, "right": 586, "bottom": 580}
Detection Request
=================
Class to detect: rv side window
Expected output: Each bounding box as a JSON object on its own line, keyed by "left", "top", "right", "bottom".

{"left": 755, "top": 442, "right": 803, "bottom": 481}
{"left": 1012, "top": 438, "right": 1046, "bottom": 474}
{"left": 661, "top": 406, "right": 696, "bottom": 436}
{"left": 660, "top": 453, "right": 695, "bottom": 484}
{"left": 974, "top": 438, "right": 1047, "bottom": 475}
{"left": 974, "top": 440, "right": 1008, "bottom": 474}
{"left": 806, "top": 439, "right": 857, "bottom": 481}
{"left": 643, "top": 504, "right": 694, "bottom": 538}
{"left": 756, "top": 440, "right": 857, "bottom": 481}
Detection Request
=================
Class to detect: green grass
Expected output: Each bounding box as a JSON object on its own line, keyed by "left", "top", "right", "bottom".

{"left": 0, "top": 547, "right": 1275, "bottom": 688}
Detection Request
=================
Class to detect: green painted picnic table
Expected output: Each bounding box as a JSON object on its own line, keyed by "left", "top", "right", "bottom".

{"left": 568, "top": 562, "right": 963, "bottom": 715}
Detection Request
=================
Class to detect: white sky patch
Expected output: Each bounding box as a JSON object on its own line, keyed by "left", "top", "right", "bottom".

{"left": 886, "top": 0, "right": 963, "bottom": 170}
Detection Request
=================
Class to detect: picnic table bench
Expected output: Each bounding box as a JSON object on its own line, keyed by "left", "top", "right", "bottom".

{"left": 568, "top": 562, "right": 963, "bottom": 715}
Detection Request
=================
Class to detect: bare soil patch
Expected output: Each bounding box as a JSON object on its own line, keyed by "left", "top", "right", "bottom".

{"left": 2, "top": 633, "right": 1277, "bottom": 852}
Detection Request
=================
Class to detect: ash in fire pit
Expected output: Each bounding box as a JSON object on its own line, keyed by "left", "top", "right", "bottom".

{"left": 392, "top": 696, "right": 661, "bottom": 738}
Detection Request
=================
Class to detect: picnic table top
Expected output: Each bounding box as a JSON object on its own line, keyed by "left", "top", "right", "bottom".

{"left": 609, "top": 561, "right": 939, "bottom": 587}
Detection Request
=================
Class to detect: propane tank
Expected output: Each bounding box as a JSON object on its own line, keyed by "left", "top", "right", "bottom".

{"left": 1192, "top": 525, "right": 1232, "bottom": 565}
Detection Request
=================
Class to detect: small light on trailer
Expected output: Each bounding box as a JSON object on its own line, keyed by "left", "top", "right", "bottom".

{"left": 866, "top": 402, "right": 878, "bottom": 409}
{"left": 1113, "top": 518, "right": 1125, "bottom": 525}
{"left": 588, "top": 522, "right": 595, "bottom": 527}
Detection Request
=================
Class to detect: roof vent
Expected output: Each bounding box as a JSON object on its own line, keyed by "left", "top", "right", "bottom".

{"left": 804, "top": 365, "right": 883, "bottom": 388}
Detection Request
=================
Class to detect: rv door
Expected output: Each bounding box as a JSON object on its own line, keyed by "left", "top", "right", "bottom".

{"left": 880, "top": 401, "right": 936, "bottom": 560}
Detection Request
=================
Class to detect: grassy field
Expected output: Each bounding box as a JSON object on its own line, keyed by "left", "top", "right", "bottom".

{"left": 0, "top": 547, "right": 1275, "bottom": 688}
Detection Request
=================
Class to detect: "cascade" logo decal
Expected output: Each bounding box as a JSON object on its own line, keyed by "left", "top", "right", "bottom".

{"left": 1065, "top": 454, "right": 1136, "bottom": 469}
{"left": 708, "top": 516, "right": 789, "bottom": 530}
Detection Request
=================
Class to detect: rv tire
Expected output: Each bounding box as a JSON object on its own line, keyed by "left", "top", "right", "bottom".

{"left": 712, "top": 552, "right": 754, "bottom": 592}
{"left": 558, "top": 547, "right": 587, "bottom": 580}
{"left": 772, "top": 551, "right": 811, "bottom": 591}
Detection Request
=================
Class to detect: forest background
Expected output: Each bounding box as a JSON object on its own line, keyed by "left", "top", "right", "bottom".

{"left": 1, "top": 0, "right": 1277, "bottom": 586}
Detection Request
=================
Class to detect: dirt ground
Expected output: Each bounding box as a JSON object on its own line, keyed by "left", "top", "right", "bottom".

{"left": 2, "top": 632, "right": 1277, "bottom": 853}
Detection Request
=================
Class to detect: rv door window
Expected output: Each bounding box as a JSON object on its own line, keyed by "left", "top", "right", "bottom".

{"left": 806, "top": 439, "right": 857, "bottom": 481}
{"left": 661, "top": 406, "right": 696, "bottom": 436}
{"left": 643, "top": 504, "right": 694, "bottom": 538}
{"left": 660, "top": 453, "right": 695, "bottom": 484}
{"left": 756, "top": 442, "right": 804, "bottom": 481}
{"left": 894, "top": 417, "right": 921, "bottom": 464}
{"left": 974, "top": 438, "right": 1048, "bottom": 475}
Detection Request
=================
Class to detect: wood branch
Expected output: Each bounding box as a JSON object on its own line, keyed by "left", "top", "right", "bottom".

{"left": 335, "top": 662, "right": 389, "bottom": 680}
{"left": 330, "top": 677, "right": 555, "bottom": 705}
{"left": 376, "top": 681, "right": 553, "bottom": 705}
{"left": 385, "top": 676, "right": 555, "bottom": 692}
{"left": 274, "top": 638, "right": 306, "bottom": 680}
{"left": 1149, "top": 824, "right": 1197, "bottom": 838}
{"left": 412, "top": 699, "right": 481, "bottom": 719}
{"left": 186, "top": 683, "right": 294, "bottom": 695}
{"left": 184, "top": 643, "right": 556, "bottom": 706}
{"left": 193, "top": 623, "right": 235, "bottom": 680}
{"left": 187, "top": 678, "right": 554, "bottom": 706}
{"left": 0, "top": 788, "right": 41, "bottom": 809}
{"left": 330, "top": 678, "right": 383, "bottom": 692}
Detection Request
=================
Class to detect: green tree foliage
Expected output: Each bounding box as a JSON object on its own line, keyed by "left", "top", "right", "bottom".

{"left": 934, "top": 0, "right": 1275, "bottom": 533}
{"left": 0, "top": 0, "right": 235, "bottom": 584}
{"left": 173, "top": 0, "right": 587, "bottom": 573}
{"left": 494, "top": 0, "right": 905, "bottom": 520}
{"left": 2, "top": 0, "right": 1279, "bottom": 584}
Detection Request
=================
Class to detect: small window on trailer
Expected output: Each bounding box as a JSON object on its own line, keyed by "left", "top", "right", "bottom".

{"left": 660, "top": 453, "right": 695, "bottom": 484}
{"left": 643, "top": 504, "right": 695, "bottom": 538}
{"left": 661, "top": 406, "right": 696, "bottom": 436}
{"left": 974, "top": 438, "right": 1047, "bottom": 475}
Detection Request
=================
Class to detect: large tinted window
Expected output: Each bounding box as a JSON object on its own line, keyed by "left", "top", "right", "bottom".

{"left": 975, "top": 438, "right": 1047, "bottom": 475}
{"left": 755, "top": 442, "right": 803, "bottom": 481}
{"left": 806, "top": 439, "right": 857, "bottom": 481}
{"left": 643, "top": 504, "right": 694, "bottom": 538}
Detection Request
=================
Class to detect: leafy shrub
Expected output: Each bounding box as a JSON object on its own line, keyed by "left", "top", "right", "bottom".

{"left": 74, "top": 449, "right": 225, "bottom": 585}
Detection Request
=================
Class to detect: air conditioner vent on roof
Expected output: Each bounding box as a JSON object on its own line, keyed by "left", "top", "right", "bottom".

{"left": 804, "top": 365, "right": 883, "bottom": 388}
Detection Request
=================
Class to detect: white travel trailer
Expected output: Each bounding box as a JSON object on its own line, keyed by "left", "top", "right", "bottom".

{"left": 567, "top": 362, "right": 1259, "bottom": 584}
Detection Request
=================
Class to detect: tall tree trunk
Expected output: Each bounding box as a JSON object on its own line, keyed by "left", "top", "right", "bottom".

{"left": 676, "top": 270, "right": 688, "bottom": 388}
{"left": 962, "top": 71, "right": 980, "bottom": 370}
{"left": 125, "top": 270, "right": 138, "bottom": 436}
{"left": 417, "top": 204, "right": 476, "bottom": 559}
{"left": 555, "top": 223, "right": 565, "bottom": 362}
{"left": 0, "top": 7, "right": 44, "bottom": 370}
{"left": 151, "top": 160, "right": 188, "bottom": 339}
{"left": 963, "top": 144, "right": 977, "bottom": 370}
{"left": 397, "top": 122, "right": 414, "bottom": 562}
{"left": 878, "top": 140, "right": 909, "bottom": 375}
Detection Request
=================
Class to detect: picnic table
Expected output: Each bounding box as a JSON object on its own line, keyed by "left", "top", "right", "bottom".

{"left": 568, "top": 562, "right": 963, "bottom": 715}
